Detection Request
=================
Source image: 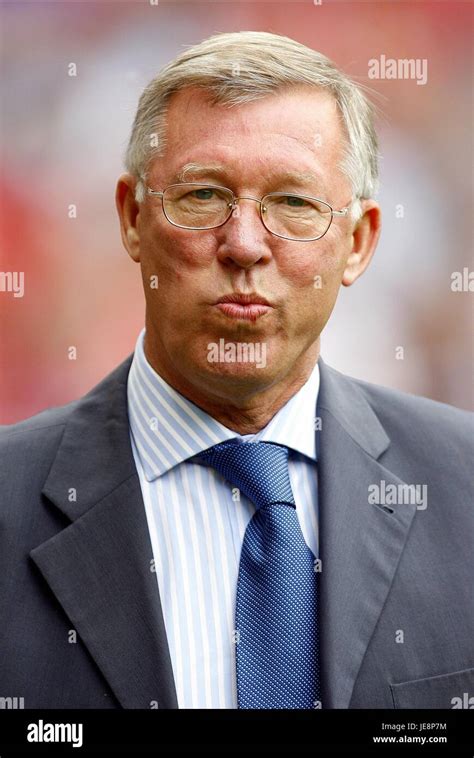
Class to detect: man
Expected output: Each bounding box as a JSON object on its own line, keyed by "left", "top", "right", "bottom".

{"left": 1, "top": 31, "right": 472, "bottom": 710}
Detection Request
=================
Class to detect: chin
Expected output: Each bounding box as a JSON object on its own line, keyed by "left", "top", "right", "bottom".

{"left": 203, "top": 338, "right": 270, "bottom": 371}
{"left": 192, "top": 354, "right": 275, "bottom": 390}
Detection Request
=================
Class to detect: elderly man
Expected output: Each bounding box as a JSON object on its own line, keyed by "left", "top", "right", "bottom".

{"left": 1, "top": 31, "right": 472, "bottom": 711}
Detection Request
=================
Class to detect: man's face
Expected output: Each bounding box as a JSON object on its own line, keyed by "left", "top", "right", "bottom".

{"left": 119, "top": 85, "right": 377, "bottom": 404}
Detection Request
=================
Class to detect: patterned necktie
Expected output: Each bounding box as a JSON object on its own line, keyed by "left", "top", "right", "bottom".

{"left": 196, "top": 439, "right": 320, "bottom": 709}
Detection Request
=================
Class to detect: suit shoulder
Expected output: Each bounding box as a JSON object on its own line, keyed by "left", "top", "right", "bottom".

{"left": 0, "top": 399, "right": 78, "bottom": 442}
{"left": 0, "top": 354, "right": 133, "bottom": 448}
{"left": 351, "top": 373, "right": 473, "bottom": 443}
{"left": 0, "top": 355, "right": 133, "bottom": 479}
{"left": 0, "top": 400, "right": 80, "bottom": 481}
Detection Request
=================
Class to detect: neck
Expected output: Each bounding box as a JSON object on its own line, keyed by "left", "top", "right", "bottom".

{"left": 142, "top": 331, "right": 320, "bottom": 435}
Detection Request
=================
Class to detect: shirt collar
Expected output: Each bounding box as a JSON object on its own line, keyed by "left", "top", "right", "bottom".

{"left": 127, "top": 328, "right": 319, "bottom": 482}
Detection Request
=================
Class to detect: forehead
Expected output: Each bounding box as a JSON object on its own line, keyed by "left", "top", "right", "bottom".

{"left": 151, "top": 85, "right": 346, "bottom": 186}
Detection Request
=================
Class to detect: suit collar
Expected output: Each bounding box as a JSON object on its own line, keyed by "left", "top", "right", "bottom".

{"left": 41, "top": 355, "right": 136, "bottom": 521}
{"left": 317, "top": 357, "right": 390, "bottom": 460}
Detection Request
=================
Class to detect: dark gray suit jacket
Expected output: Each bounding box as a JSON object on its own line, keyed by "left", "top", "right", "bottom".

{"left": 1, "top": 355, "right": 473, "bottom": 709}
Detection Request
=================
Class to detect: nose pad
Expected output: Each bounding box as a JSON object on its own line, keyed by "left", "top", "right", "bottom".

{"left": 230, "top": 199, "right": 265, "bottom": 219}
{"left": 226, "top": 197, "right": 265, "bottom": 227}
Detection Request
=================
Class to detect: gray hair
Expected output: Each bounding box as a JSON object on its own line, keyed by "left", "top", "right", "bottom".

{"left": 125, "top": 31, "right": 379, "bottom": 221}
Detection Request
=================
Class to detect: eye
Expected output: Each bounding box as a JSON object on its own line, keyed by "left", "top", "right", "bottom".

{"left": 191, "top": 188, "right": 215, "bottom": 200}
{"left": 283, "top": 195, "right": 309, "bottom": 208}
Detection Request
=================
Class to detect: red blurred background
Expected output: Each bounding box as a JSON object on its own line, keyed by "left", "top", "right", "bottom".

{"left": 1, "top": 0, "right": 472, "bottom": 423}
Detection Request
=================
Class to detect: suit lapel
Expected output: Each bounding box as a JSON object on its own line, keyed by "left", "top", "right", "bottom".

{"left": 317, "top": 359, "right": 418, "bottom": 708}
{"left": 30, "top": 356, "right": 178, "bottom": 709}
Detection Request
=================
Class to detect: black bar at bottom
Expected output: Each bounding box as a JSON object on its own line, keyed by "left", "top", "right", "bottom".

{"left": 0, "top": 708, "right": 472, "bottom": 755}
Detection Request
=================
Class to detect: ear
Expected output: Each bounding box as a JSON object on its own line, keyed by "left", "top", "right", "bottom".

{"left": 342, "top": 200, "right": 381, "bottom": 287}
{"left": 115, "top": 174, "right": 141, "bottom": 262}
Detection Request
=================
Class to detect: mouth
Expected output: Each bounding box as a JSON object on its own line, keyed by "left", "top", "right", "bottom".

{"left": 213, "top": 293, "right": 273, "bottom": 321}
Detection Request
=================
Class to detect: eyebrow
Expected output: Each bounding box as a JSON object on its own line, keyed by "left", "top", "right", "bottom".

{"left": 173, "top": 162, "right": 322, "bottom": 187}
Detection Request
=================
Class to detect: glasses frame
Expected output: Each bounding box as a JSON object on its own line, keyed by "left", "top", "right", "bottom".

{"left": 145, "top": 182, "right": 352, "bottom": 242}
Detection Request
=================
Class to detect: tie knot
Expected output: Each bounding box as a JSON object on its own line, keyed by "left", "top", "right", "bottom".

{"left": 195, "top": 440, "right": 295, "bottom": 510}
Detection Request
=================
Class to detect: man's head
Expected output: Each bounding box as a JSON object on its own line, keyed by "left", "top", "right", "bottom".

{"left": 116, "top": 31, "right": 381, "bottom": 417}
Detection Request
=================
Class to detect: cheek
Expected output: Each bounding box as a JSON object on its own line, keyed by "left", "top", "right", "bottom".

{"left": 278, "top": 247, "right": 319, "bottom": 286}
{"left": 141, "top": 224, "right": 216, "bottom": 287}
{"left": 280, "top": 240, "right": 344, "bottom": 292}
{"left": 168, "top": 232, "right": 215, "bottom": 264}
{"left": 280, "top": 240, "right": 349, "bottom": 332}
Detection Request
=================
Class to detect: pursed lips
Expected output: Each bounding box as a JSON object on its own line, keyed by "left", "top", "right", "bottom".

{"left": 213, "top": 293, "right": 273, "bottom": 321}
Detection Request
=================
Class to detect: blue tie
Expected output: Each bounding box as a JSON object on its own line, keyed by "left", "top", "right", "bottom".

{"left": 196, "top": 440, "right": 320, "bottom": 709}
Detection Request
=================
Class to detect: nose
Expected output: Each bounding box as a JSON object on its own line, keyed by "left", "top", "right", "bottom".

{"left": 215, "top": 197, "right": 272, "bottom": 269}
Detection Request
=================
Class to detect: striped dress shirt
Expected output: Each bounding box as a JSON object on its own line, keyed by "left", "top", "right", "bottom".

{"left": 127, "top": 327, "right": 320, "bottom": 708}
